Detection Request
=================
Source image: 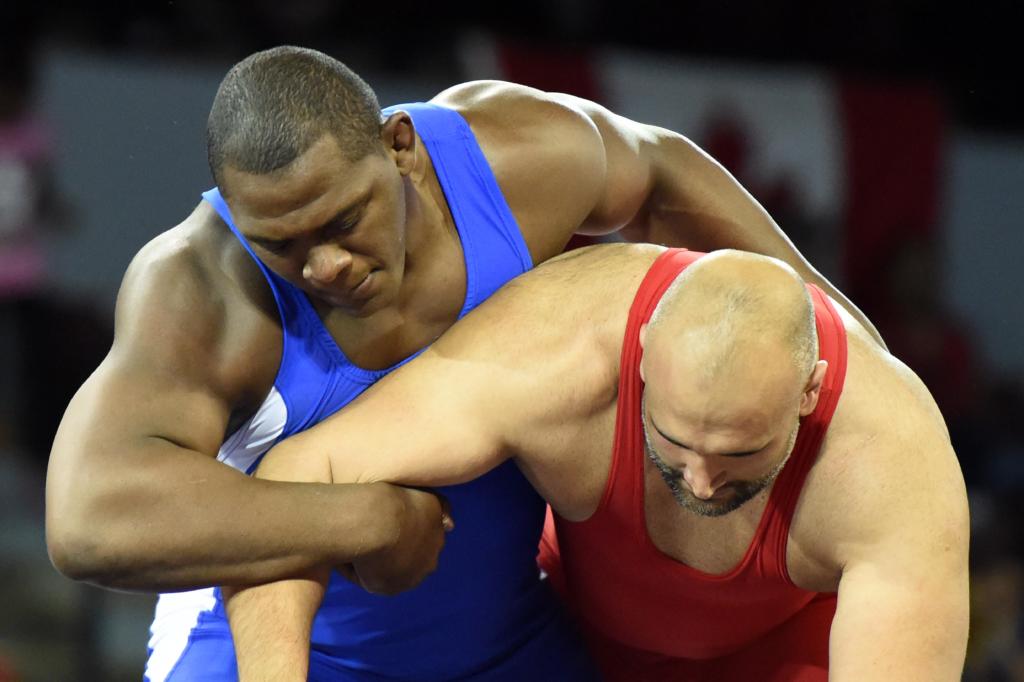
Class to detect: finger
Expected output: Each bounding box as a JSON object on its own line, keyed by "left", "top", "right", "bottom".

{"left": 438, "top": 496, "right": 454, "bottom": 532}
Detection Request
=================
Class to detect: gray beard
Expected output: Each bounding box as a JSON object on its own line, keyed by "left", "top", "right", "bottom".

{"left": 641, "top": 403, "right": 798, "bottom": 518}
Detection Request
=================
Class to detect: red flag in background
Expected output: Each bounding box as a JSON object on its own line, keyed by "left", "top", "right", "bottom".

{"left": 838, "top": 80, "right": 946, "bottom": 309}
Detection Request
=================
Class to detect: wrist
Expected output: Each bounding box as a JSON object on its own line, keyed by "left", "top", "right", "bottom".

{"left": 336, "top": 482, "right": 403, "bottom": 561}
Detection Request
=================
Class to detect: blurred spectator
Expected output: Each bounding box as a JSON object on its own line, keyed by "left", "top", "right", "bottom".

{"left": 0, "top": 58, "right": 61, "bottom": 299}
{"left": 0, "top": 38, "right": 78, "bottom": 464}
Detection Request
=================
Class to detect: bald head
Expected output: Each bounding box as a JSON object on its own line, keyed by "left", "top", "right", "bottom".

{"left": 646, "top": 250, "right": 818, "bottom": 394}
{"left": 639, "top": 251, "right": 825, "bottom": 516}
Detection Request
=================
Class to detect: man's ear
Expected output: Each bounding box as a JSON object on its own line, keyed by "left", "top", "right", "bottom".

{"left": 799, "top": 360, "right": 829, "bottom": 417}
{"left": 380, "top": 111, "right": 416, "bottom": 176}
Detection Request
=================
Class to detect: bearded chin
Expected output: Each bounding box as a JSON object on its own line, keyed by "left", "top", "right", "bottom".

{"left": 642, "top": 419, "right": 798, "bottom": 518}
{"left": 672, "top": 472, "right": 772, "bottom": 517}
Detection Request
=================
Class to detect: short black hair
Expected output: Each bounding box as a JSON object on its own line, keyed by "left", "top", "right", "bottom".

{"left": 207, "top": 46, "right": 382, "bottom": 193}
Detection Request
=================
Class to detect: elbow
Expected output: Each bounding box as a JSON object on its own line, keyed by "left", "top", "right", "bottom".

{"left": 46, "top": 508, "right": 134, "bottom": 587}
{"left": 47, "top": 520, "right": 113, "bottom": 584}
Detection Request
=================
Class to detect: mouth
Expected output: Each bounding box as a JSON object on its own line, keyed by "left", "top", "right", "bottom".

{"left": 353, "top": 271, "right": 373, "bottom": 293}
{"left": 348, "top": 270, "right": 378, "bottom": 300}
{"left": 706, "top": 485, "right": 736, "bottom": 501}
{"left": 311, "top": 270, "right": 380, "bottom": 307}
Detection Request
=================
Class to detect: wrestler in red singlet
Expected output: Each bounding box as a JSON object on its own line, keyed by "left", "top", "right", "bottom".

{"left": 539, "top": 248, "right": 848, "bottom": 681}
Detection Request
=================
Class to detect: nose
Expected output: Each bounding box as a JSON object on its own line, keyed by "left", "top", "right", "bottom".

{"left": 681, "top": 456, "right": 728, "bottom": 500}
{"left": 303, "top": 243, "right": 353, "bottom": 285}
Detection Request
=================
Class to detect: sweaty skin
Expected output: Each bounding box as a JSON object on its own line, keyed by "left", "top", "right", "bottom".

{"left": 47, "top": 79, "right": 882, "bottom": 594}
{"left": 230, "top": 246, "right": 968, "bottom": 682}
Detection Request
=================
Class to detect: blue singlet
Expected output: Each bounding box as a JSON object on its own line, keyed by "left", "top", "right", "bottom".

{"left": 143, "top": 103, "right": 597, "bottom": 681}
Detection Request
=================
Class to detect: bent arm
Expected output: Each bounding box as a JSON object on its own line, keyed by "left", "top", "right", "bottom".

{"left": 225, "top": 341, "right": 515, "bottom": 682}
{"left": 556, "top": 93, "right": 885, "bottom": 347}
{"left": 47, "top": 372, "right": 392, "bottom": 590}
{"left": 643, "top": 130, "right": 883, "bottom": 347}
{"left": 827, "top": 435, "right": 969, "bottom": 680}
{"left": 45, "top": 237, "right": 399, "bottom": 591}
{"left": 226, "top": 264, "right": 595, "bottom": 679}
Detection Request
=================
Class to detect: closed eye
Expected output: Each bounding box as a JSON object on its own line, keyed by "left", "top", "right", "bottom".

{"left": 325, "top": 214, "right": 360, "bottom": 238}
{"left": 253, "top": 238, "right": 294, "bottom": 255}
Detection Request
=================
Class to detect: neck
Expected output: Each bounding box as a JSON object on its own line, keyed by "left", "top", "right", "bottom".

{"left": 395, "top": 143, "right": 461, "bottom": 312}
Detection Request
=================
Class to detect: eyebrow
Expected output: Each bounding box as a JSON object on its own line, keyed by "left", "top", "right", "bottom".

{"left": 649, "top": 415, "right": 766, "bottom": 459}
{"left": 248, "top": 195, "right": 369, "bottom": 244}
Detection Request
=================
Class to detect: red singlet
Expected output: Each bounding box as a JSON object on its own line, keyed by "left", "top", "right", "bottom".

{"left": 539, "top": 249, "right": 849, "bottom": 681}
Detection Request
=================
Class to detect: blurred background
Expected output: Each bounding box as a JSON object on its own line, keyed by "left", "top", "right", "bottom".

{"left": 0, "top": 1, "right": 1020, "bottom": 680}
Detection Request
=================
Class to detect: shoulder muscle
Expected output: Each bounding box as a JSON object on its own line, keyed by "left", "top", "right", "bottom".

{"left": 433, "top": 81, "right": 621, "bottom": 262}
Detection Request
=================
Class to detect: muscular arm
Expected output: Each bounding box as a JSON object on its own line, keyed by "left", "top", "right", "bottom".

{"left": 567, "top": 94, "right": 886, "bottom": 348}
{"left": 225, "top": 250, "right": 618, "bottom": 680}
{"left": 448, "top": 82, "right": 884, "bottom": 346}
{"left": 226, "top": 301, "right": 525, "bottom": 682}
{"left": 831, "top": 535, "right": 969, "bottom": 681}
{"left": 824, "top": 376, "right": 969, "bottom": 680}
{"left": 441, "top": 82, "right": 883, "bottom": 346}
{"left": 45, "top": 227, "right": 405, "bottom": 591}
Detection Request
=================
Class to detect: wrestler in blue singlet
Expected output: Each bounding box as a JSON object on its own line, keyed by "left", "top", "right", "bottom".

{"left": 143, "top": 103, "right": 597, "bottom": 681}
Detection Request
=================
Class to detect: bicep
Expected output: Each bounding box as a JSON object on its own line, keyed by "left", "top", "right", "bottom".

{"left": 53, "top": 348, "right": 231, "bottom": 464}
{"left": 545, "top": 94, "right": 656, "bottom": 236}
{"left": 550, "top": 98, "right": 766, "bottom": 245}
{"left": 562, "top": 98, "right": 808, "bottom": 259}
{"left": 829, "top": 551, "right": 969, "bottom": 681}
{"left": 48, "top": 243, "right": 240, "bottom": 503}
{"left": 46, "top": 336, "right": 236, "bottom": 544}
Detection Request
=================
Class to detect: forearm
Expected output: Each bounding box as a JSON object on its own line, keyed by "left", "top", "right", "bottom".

{"left": 47, "top": 441, "right": 395, "bottom": 591}
{"left": 224, "top": 431, "right": 454, "bottom": 679}
{"left": 635, "top": 132, "right": 886, "bottom": 348}
{"left": 225, "top": 567, "right": 330, "bottom": 682}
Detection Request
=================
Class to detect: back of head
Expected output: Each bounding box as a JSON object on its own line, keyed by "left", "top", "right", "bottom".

{"left": 647, "top": 250, "right": 818, "bottom": 392}
{"left": 207, "top": 46, "right": 382, "bottom": 194}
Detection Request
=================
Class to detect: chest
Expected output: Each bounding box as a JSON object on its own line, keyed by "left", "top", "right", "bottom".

{"left": 320, "top": 304, "right": 458, "bottom": 371}
{"left": 642, "top": 461, "right": 771, "bottom": 575}
{"left": 641, "top": 461, "right": 838, "bottom": 590}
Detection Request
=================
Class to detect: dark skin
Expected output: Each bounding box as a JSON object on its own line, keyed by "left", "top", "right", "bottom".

{"left": 45, "top": 79, "right": 883, "bottom": 593}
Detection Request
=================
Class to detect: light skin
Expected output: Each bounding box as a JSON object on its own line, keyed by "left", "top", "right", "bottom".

{"left": 226, "top": 246, "right": 968, "bottom": 681}
{"left": 46, "top": 78, "right": 885, "bottom": 593}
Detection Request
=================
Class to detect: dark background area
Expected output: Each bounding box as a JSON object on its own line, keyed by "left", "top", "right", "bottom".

{"left": 6, "top": 1, "right": 1021, "bottom": 130}
{"left": 0, "top": 2, "right": 1020, "bottom": 680}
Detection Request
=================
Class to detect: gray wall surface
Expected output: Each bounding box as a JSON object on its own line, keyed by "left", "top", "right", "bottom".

{"left": 946, "top": 134, "right": 1024, "bottom": 375}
